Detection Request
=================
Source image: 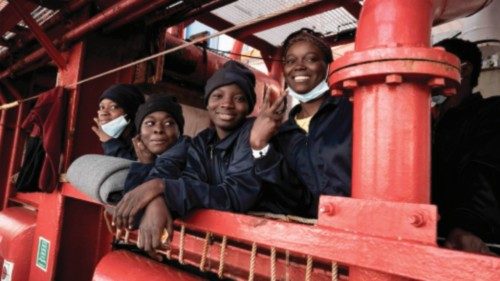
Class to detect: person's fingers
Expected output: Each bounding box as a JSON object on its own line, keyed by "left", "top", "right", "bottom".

{"left": 113, "top": 201, "right": 124, "bottom": 229}
{"left": 166, "top": 219, "right": 173, "bottom": 244}
{"left": 93, "top": 117, "right": 102, "bottom": 128}
{"left": 151, "top": 227, "right": 161, "bottom": 250}
{"left": 128, "top": 206, "right": 139, "bottom": 229}
{"left": 91, "top": 126, "right": 99, "bottom": 135}
{"left": 143, "top": 230, "right": 152, "bottom": 252}
{"left": 269, "top": 92, "right": 288, "bottom": 112}
{"left": 262, "top": 84, "right": 271, "bottom": 108}
{"left": 137, "top": 230, "right": 143, "bottom": 249}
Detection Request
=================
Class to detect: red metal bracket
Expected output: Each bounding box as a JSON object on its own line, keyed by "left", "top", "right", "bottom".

{"left": 317, "top": 196, "right": 437, "bottom": 244}
{"left": 10, "top": 0, "right": 66, "bottom": 69}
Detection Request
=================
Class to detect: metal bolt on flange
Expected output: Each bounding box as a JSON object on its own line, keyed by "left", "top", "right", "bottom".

{"left": 385, "top": 74, "right": 402, "bottom": 85}
{"left": 319, "top": 204, "right": 335, "bottom": 216}
{"left": 428, "top": 77, "right": 445, "bottom": 88}
{"left": 409, "top": 213, "right": 426, "bottom": 228}
{"left": 342, "top": 79, "right": 358, "bottom": 90}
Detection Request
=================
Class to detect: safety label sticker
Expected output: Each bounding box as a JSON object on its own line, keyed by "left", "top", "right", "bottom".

{"left": 1, "top": 260, "right": 14, "bottom": 281}
{"left": 36, "top": 236, "right": 50, "bottom": 272}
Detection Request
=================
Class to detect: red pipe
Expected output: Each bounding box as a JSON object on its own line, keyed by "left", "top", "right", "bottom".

{"left": 0, "top": 96, "right": 6, "bottom": 160}
{"left": 2, "top": 81, "right": 25, "bottom": 209}
{"left": 0, "top": 0, "right": 148, "bottom": 80}
{"left": 103, "top": 0, "right": 174, "bottom": 32}
{"left": 229, "top": 40, "right": 243, "bottom": 60}
{"left": 328, "top": 0, "right": 490, "bottom": 279}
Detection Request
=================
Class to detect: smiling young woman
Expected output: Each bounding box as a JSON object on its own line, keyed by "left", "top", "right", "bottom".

{"left": 250, "top": 28, "right": 353, "bottom": 218}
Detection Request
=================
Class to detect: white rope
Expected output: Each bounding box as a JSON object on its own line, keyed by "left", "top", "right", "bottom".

{"left": 270, "top": 247, "right": 277, "bottom": 281}
{"left": 218, "top": 236, "right": 228, "bottom": 278}
{"left": 248, "top": 242, "right": 258, "bottom": 281}
{"left": 332, "top": 261, "right": 338, "bottom": 281}
{"left": 305, "top": 255, "right": 313, "bottom": 281}
{"left": 178, "top": 224, "right": 186, "bottom": 264}
{"left": 199, "top": 232, "right": 212, "bottom": 272}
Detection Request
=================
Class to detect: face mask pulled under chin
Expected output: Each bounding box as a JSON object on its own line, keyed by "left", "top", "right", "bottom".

{"left": 286, "top": 67, "right": 330, "bottom": 103}
{"left": 287, "top": 80, "right": 330, "bottom": 103}
{"left": 101, "top": 115, "right": 129, "bottom": 138}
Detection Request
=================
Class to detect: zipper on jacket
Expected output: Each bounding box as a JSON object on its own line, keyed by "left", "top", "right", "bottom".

{"left": 209, "top": 145, "right": 214, "bottom": 159}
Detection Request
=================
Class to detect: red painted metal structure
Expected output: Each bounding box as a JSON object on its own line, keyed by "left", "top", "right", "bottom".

{"left": 0, "top": 0, "right": 499, "bottom": 280}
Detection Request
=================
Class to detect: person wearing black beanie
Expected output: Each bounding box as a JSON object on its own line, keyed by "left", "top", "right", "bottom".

{"left": 204, "top": 60, "right": 256, "bottom": 114}
{"left": 114, "top": 61, "right": 263, "bottom": 253}
{"left": 132, "top": 95, "right": 184, "bottom": 163}
{"left": 92, "top": 84, "right": 145, "bottom": 160}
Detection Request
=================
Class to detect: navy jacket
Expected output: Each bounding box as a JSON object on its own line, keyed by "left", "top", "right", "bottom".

{"left": 163, "top": 118, "right": 261, "bottom": 218}
{"left": 102, "top": 138, "right": 136, "bottom": 160}
{"left": 123, "top": 136, "right": 190, "bottom": 193}
{"left": 432, "top": 93, "right": 500, "bottom": 247}
{"left": 255, "top": 95, "right": 353, "bottom": 217}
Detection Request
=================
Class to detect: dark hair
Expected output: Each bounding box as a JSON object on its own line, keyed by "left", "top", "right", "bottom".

{"left": 281, "top": 28, "right": 333, "bottom": 64}
{"left": 434, "top": 38, "right": 482, "bottom": 88}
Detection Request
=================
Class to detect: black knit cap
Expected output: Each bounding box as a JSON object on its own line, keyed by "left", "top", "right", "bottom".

{"left": 204, "top": 60, "right": 256, "bottom": 113}
{"left": 99, "top": 84, "right": 145, "bottom": 121}
{"left": 135, "top": 95, "right": 184, "bottom": 135}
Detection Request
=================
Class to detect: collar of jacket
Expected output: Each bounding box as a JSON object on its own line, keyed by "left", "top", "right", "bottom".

{"left": 206, "top": 118, "right": 254, "bottom": 152}
{"left": 280, "top": 93, "right": 341, "bottom": 133}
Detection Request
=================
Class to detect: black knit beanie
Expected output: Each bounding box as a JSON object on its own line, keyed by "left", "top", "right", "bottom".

{"left": 99, "top": 84, "right": 145, "bottom": 121}
{"left": 204, "top": 61, "right": 256, "bottom": 113}
{"left": 135, "top": 95, "right": 184, "bottom": 134}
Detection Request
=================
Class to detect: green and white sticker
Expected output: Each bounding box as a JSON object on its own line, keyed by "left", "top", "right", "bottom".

{"left": 36, "top": 236, "right": 50, "bottom": 272}
{"left": 1, "top": 260, "right": 14, "bottom": 281}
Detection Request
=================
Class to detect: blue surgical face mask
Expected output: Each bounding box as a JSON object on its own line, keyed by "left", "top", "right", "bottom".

{"left": 286, "top": 67, "right": 330, "bottom": 103}
{"left": 101, "top": 115, "right": 129, "bottom": 138}
{"left": 431, "top": 95, "right": 447, "bottom": 107}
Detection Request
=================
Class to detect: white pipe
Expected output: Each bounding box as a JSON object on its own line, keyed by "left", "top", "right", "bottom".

{"left": 434, "top": 0, "right": 493, "bottom": 22}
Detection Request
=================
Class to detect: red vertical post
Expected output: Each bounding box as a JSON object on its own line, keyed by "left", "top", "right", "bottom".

{"left": 230, "top": 40, "right": 244, "bottom": 60}
{"left": 0, "top": 92, "right": 6, "bottom": 155}
{"left": 350, "top": 1, "right": 433, "bottom": 279}
{"left": 327, "top": 0, "right": 464, "bottom": 279}
{"left": 28, "top": 42, "right": 85, "bottom": 281}
{"left": 352, "top": 0, "right": 433, "bottom": 202}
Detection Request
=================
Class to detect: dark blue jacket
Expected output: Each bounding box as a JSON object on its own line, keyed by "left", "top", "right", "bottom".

{"left": 432, "top": 93, "right": 500, "bottom": 247}
{"left": 254, "top": 95, "right": 352, "bottom": 217}
{"left": 123, "top": 136, "right": 190, "bottom": 193}
{"left": 162, "top": 118, "right": 261, "bottom": 218}
{"left": 102, "top": 138, "right": 136, "bottom": 160}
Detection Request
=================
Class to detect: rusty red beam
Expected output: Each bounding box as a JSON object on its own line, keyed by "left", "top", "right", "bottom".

{"left": 103, "top": 0, "right": 175, "bottom": 32}
{"left": 61, "top": 0, "right": 146, "bottom": 43}
{"left": 0, "top": 0, "right": 92, "bottom": 63}
{"left": 181, "top": 210, "right": 500, "bottom": 281}
{"left": 0, "top": 0, "right": 149, "bottom": 80}
{"left": 197, "top": 12, "right": 276, "bottom": 55}
{"left": 10, "top": 0, "right": 66, "bottom": 69}
{"left": 1, "top": 80, "right": 25, "bottom": 209}
{"left": 228, "top": 0, "right": 360, "bottom": 39}
{"left": 0, "top": 0, "right": 37, "bottom": 35}
{"left": 146, "top": 0, "right": 235, "bottom": 26}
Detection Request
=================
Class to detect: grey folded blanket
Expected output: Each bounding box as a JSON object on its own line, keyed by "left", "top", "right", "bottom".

{"left": 67, "top": 154, "right": 132, "bottom": 204}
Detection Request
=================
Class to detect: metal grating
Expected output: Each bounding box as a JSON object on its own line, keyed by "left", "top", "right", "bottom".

{"left": 211, "top": 0, "right": 358, "bottom": 46}
{"left": 18, "top": 6, "right": 58, "bottom": 27}
{"left": 255, "top": 7, "right": 357, "bottom": 46}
